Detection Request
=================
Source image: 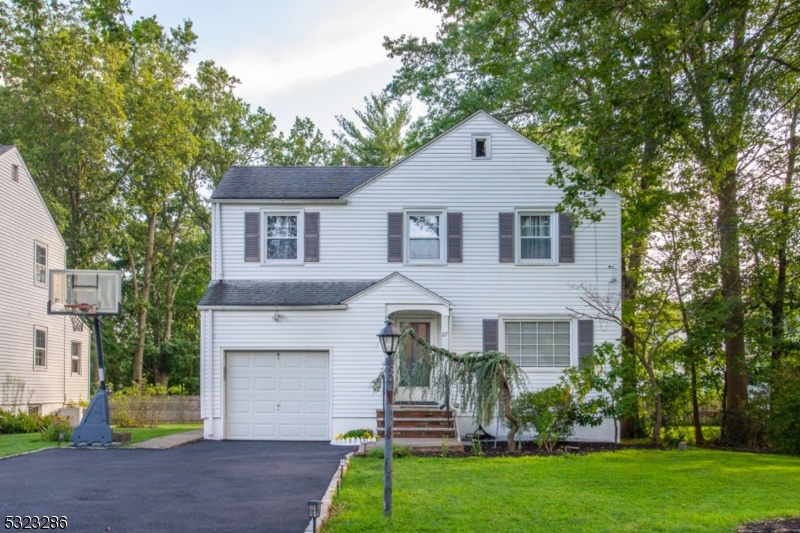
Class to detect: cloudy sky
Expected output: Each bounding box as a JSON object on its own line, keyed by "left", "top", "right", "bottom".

{"left": 132, "top": 0, "right": 441, "bottom": 137}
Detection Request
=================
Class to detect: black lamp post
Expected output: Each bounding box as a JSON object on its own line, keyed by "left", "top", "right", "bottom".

{"left": 377, "top": 319, "right": 400, "bottom": 517}
{"left": 307, "top": 500, "right": 321, "bottom": 532}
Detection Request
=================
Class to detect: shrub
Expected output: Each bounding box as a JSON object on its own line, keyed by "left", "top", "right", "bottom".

{"left": 335, "top": 428, "right": 376, "bottom": 440}
{"left": 513, "top": 385, "right": 586, "bottom": 452}
{"left": 767, "top": 363, "right": 800, "bottom": 454}
{"left": 109, "top": 384, "right": 166, "bottom": 428}
{"left": 367, "top": 445, "right": 412, "bottom": 459}
{"left": 0, "top": 409, "right": 40, "bottom": 434}
{"left": 38, "top": 417, "right": 72, "bottom": 442}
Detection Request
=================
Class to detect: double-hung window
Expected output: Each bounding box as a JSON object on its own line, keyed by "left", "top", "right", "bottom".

{"left": 34, "top": 327, "right": 47, "bottom": 369}
{"left": 265, "top": 213, "right": 302, "bottom": 263}
{"left": 517, "top": 212, "right": 556, "bottom": 263}
{"left": 34, "top": 242, "right": 47, "bottom": 286}
{"left": 71, "top": 342, "right": 82, "bottom": 374}
{"left": 504, "top": 321, "right": 571, "bottom": 368}
{"left": 407, "top": 212, "right": 445, "bottom": 263}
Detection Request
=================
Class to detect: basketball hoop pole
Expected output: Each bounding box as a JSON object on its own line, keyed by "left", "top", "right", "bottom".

{"left": 70, "top": 315, "right": 112, "bottom": 447}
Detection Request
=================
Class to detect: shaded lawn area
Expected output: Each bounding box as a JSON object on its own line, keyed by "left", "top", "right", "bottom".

{"left": 325, "top": 450, "right": 800, "bottom": 533}
{"left": 0, "top": 424, "right": 202, "bottom": 457}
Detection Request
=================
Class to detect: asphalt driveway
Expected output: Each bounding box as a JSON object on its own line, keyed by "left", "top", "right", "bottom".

{"left": 0, "top": 441, "right": 349, "bottom": 533}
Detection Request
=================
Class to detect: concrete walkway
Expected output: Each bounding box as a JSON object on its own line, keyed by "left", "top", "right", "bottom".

{"left": 129, "top": 429, "right": 204, "bottom": 449}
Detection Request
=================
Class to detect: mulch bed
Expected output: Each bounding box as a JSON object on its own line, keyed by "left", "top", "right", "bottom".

{"left": 739, "top": 519, "right": 800, "bottom": 532}
{"left": 412, "top": 440, "right": 659, "bottom": 458}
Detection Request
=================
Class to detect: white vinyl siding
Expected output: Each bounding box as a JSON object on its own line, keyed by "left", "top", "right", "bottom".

{"left": 35, "top": 242, "right": 47, "bottom": 286}
{"left": 0, "top": 148, "right": 90, "bottom": 411}
{"left": 34, "top": 327, "right": 47, "bottom": 368}
{"left": 505, "top": 321, "right": 571, "bottom": 368}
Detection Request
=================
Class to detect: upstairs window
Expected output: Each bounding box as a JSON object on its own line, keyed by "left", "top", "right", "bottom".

{"left": 34, "top": 242, "right": 47, "bottom": 286}
{"left": 472, "top": 134, "right": 491, "bottom": 159}
{"left": 407, "top": 213, "right": 444, "bottom": 263}
{"left": 519, "top": 214, "right": 552, "bottom": 261}
{"left": 11, "top": 164, "right": 19, "bottom": 182}
{"left": 34, "top": 327, "right": 47, "bottom": 368}
{"left": 265, "top": 213, "right": 301, "bottom": 262}
{"left": 71, "top": 342, "right": 82, "bottom": 374}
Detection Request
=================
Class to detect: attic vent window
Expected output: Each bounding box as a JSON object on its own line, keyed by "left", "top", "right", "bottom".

{"left": 472, "top": 134, "right": 491, "bottom": 159}
{"left": 12, "top": 164, "right": 19, "bottom": 182}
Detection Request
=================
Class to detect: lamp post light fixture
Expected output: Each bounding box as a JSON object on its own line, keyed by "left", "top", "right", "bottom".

{"left": 339, "top": 457, "right": 347, "bottom": 485}
{"left": 307, "top": 500, "right": 321, "bottom": 532}
{"left": 377, "top": 319, "right": 401, "bottom": 517}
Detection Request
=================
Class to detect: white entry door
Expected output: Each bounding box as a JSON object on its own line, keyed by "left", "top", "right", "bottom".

{"left": 225, "top": 351, "right": 329, "bottom": 440}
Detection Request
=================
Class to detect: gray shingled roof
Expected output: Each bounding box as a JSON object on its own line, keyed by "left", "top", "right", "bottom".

{"left": 211, "top": 166, "right": 386, "bottom": 200}
{"left": 198, "top": 280, "right": 379, "bottom": 307}
{"left": 0, "top": 146, "right": 14, "bottom": 156}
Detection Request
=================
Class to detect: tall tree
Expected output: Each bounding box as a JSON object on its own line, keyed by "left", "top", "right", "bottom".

{"left": 333, "top": 94, "right": 411, "bottom": 165}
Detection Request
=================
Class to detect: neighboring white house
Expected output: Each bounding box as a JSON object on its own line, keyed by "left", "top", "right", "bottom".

{"left": 199, "top": 111, "right": 622, "bottom": 442}
{"left": 0, "top": 146, "right": 90, "bottom": 414}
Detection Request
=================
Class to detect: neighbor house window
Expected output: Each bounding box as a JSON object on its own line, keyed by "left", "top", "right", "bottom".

{"left": 71, "top": 342, "right": 81, "bottom": 374}
{"left": 472, "top": 134, "right": 491, "bottom": 159}
{"left": 265, "top": 213, "right": 300, "bottom": 261}
{"left": 12, "top": 164, "right": 19, "bottom": 182}
{"left": 504, "top": 321, "right": 570, "bottom": 368}
{"left": 34, "top": 242, "right": 47, "bottom": 286}
{"left": 407, "top": 212, "right": 444, "bottom": 263}
{"left": 34, "top": 327, "right": 47, "bottom": 368}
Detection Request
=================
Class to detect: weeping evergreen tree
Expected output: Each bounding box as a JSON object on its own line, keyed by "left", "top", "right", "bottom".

{"left": 373, "top": 329, "right": 527, "bottom": 451}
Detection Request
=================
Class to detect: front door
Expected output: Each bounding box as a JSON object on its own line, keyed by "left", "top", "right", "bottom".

{"left": 396, "top": 322, "right": 432, "bottom": 402}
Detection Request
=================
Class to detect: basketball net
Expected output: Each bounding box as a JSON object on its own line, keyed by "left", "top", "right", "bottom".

{"left": 65, "top": 303, "right": 95, "bottom": 332}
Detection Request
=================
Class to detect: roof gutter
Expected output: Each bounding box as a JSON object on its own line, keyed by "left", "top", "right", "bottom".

{"left": 209, "top": 198, "right": 348, "bottom": 205}
{"left": 197, "top": 304, "right": 348, "bottom": 311}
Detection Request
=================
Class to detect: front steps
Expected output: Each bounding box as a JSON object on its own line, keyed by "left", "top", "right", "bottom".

{"left": 376, "top": 406, "right": 457, "bottom": 440}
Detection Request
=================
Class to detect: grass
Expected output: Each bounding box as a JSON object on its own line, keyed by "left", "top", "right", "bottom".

{"left": 0, "top": 423, "right": 202, "bottom": 457}
{"left": 324, "top": 449, "right": 800, "bottom": 533}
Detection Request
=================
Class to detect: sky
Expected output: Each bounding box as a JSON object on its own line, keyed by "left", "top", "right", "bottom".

{"left": 131, "top": 0, "right": 442, "bottom": 137}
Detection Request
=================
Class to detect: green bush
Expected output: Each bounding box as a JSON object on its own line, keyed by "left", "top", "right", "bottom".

{"left": 367, "top": 445, "right": 412, "bottom": 459}
{"left": 38, "top": 417, "right": 72, "bottom": 442}
{"left": 513, "top": 385, "right": 587, "bottom": 452}
{"left": 768, "top": 363, "right": 800, "bottom": 454}
{"left": 0, "top": 409, "right": 40, "bottom": 434}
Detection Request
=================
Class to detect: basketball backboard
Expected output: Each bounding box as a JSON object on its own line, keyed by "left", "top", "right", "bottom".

{"left": 48, "top": 270, "right": 122, "bottom": 316}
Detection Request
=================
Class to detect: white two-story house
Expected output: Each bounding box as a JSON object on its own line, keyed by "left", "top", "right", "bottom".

{"left": 0, "top": 146, "right": 90, "bottom": 414}
{"left": 199, "top": 112, "right": 621, "bottom": 442}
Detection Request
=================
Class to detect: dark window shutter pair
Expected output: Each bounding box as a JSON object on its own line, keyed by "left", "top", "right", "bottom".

{"left": 499, "top": 212, "right": 575, "bottom": 263}
{"left": 387, "top": 212, "right": 463, "bottom": 263}
{"left": 244, "top": 212, "right": 320, "bottom": 262}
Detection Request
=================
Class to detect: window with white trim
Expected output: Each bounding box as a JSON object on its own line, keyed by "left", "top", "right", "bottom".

{"left": 472, "top": 134, "right": 491, "bottom": 159}
{"left": 517, "top": 212, "right": 557, "bottom": 263}
{"left": 34, "top": 242, "right": 47, "bottom": 286}
{"left": 71, "top": 342, "right": 82, "bottom": 374}
{"left": 264, "top": 213, "right": 302, "bottom": 262}
{"left": 505, "top": 321, "right": 570, "bottom": 368}
{"left": 407, "top": 212, "right": 445, "bottom": 263}
{"left": 34, "top": 327, "right": 47, "bottom": 368}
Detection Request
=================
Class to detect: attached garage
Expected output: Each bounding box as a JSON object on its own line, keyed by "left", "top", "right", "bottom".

{"left": 225, "top": 351, "right": 330, "bottom": 440}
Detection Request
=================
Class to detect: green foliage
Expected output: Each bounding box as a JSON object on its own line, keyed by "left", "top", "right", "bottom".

{"left": 512, "top": 385, "right": 599, "bottom": 452}
{"left": 366, "top": 445, "right": 412, "bottom": 459}
{"left": 37, "top": 417, "right": 72, "bottom": 442}
{"left": 767, "top": 363, "right": 800, "bottom": 454}
{"left": 336, "top": 428, "right": 377, "bottom": 440}
{"left": 0, "top": 410, "right": 40, "bottom": 434}
{"left": 109, "top": 384, "right": 167, "bottom": 428}
{"left": 332, "top": 94, "right": 411, "bottom": 166}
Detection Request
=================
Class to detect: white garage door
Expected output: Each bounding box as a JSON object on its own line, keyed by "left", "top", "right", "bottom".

{"left": 225, "top": 351, "right": 329, "bottom": 440}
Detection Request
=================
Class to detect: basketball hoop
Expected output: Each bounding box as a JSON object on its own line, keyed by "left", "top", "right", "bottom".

{"left": 65, "top": 303, "right": 95, "bottom": 332}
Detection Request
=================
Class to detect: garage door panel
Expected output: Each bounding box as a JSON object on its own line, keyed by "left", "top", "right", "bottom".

{"left": 226, "top": 351, "right": 329, "bottom": 441}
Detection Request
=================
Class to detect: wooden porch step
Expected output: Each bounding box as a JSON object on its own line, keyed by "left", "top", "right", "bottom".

{"left": 377, "top": 409, "right": 453, "bottom": 419}
{"left": 377, "top": 428, "right": 457, "bottom": 439}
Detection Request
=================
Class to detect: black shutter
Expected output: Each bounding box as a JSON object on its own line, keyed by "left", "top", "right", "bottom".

{"left": 304, "top": 212, "right": 320, "bottom": 262}
{"left": 483, "top": 319, "right": 499, "bottom": 352}
{"left": 244, "top": 212, "right": 260, "bottom": 262}
{"left": 499, "top": 213, "right": 514, "bottom": 263}
{"left": 387, "top": 212, "right": 403, "bottom": 263}
{"left": 559, "top": 213, "right": 575, "bottom": 263}
{"left": 578, "top": 320, "right": 594, "bottom": 367}
{"left": 447, "top": 212, "right": 463, "bottom": 263}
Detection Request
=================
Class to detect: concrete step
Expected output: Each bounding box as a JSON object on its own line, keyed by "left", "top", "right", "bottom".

{"left": 377, "top": 409, "right": 453, "bottom": 419}
{"left": 364, "top": 438, "right": 464, "bottom": 454}
{"left": 377, "top": 418, "right": 452, "bottom": 429}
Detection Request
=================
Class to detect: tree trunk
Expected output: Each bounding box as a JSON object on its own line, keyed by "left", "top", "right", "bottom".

{"left": 642, "top": 359, "right": 662, "bottom": 444}
{"left": 690, "top": 360, "right": 704, "bottom": 445}
{"left": 498, "top": 367, "right": 518, "bottom": 452}
{"left": 133, "top": 211, "right": 157, "bottom": 384}
{"left": 621, "top": 244, "right": 643, "bottom": 439}
{"left": 718, "top": 167, "right": 749, "bottom": 445}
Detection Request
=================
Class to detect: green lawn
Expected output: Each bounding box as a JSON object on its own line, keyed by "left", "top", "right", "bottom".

{"left": 0, "top": 424, "right": 202, "bottom": 458}
{"left": 324, "top": 450, "right": 800, "bottom": 533}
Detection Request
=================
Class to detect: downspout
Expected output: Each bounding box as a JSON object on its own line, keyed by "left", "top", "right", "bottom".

{"left": 63, "top": 316, "right": 67, "bottom": 405}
